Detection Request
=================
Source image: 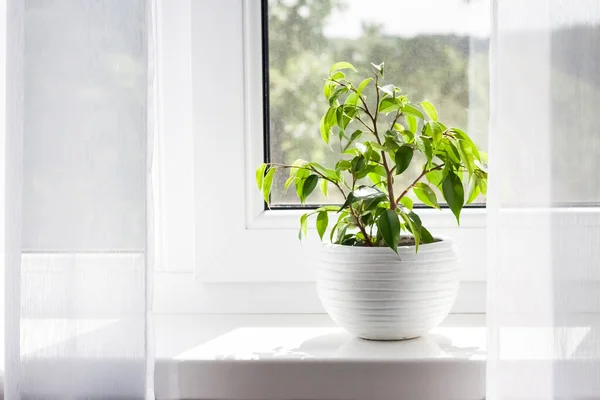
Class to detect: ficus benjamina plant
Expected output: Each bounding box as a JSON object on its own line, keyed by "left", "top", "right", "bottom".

{"left": 256, "top": 61, "right": 488, "bottom": 254}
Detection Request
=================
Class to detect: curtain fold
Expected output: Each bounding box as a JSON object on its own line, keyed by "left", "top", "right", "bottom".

{"left": 4, "top": 0, "right": 155, "bottom": 398}
{"left": 488, "top": 0, "right": 600, "bottom": 398}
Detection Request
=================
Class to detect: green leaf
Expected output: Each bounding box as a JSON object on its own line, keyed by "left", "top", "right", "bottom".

{"left": 400, "top": 129, "right": 415, "bottom": 144}
{"left": 478, "top": 177, "right": 488, "bottom": 196}
{"left": 323, "top": 81, "right": 336, "bottom": 100}
{"left": 330, "top": 61, "right": 357, "bottom": 74}
{"left": 316, "top": 211, "right": 329, "bottom": 240}
{"left": 369, "top": 142, "right": 386, "bottom": 152}
{"left": 320, "top": 109, "right": 333, "bottom": 144}
{"left": 345, "top": 92, "right": 359, "bottom": 106}
{"left": 405, "top": 115, "right": 418, "bottom": 134}
{"left": 378, "top": 98, "right": 399, "bottom": 114}
{"left": 384, "top": 136, "right": 401, "bottom": 154}
{"left": 298, "top": 175, "right": 319, "bottom": 204}
{"left": 351, "top": 154, "right": 366, "bottom": 174}
{"left": 336, "top": 107, "right": 352, "bottom": 129}
{"left": 420, "top": 225, "right": 435, "bottom": 244}
{"left": 425, "top": 122, "right": 443, "bottom": 146}
{"left": 330, "top": 71, "right": 344, "bottom": 81}
{"left": 417, "top": 137, "right": 433, "bottom": 166}
{"left": 421, "top": 101, "right": 438, "bottom": 121}
{"left": 357, "top": 78, "right": 373, "bottom": 95}
{"left": 362, "top": 191, "right": 387, "bottom": 211}
{"left": 406, "top": 211, "right": 424, "bottom": 251}
{"left": 339, "top": 192, "right": 357, "bottom": 211}
{"left": 377, "top": 209, "right": 400, "bottom": 254}
{"left": 309, "top": 162, "right": 338, "bottom": 181}
{"left": 426, "top": 169, "right": 444, "bottom": 188}
{"left": 284, "top": 175, "right": 295, "bottom": 190}
{"left": 394, "top": 146, "right": 414, "bottom": 175}
{"left": 344, "top": 129, "right": 362, "bottom": 151}
{"left": 255, "top": 163, "right": 267, "bottom": 190}
{"left": 320, "top": 179, "right": 329, "bottom": 198}
{"left": 444, "top": 140, "right": 461, "bottom": 164}
{"left": 413, "top": 183, "right": 439, "bottom": 209}
{"left": 458, "top": 139, "right": 476, "bottom": 177}
{"left": 263, "top": 167, "right": 276, "bottom": 206}
{"left": 335, "top": 159, "right": 352, "bottom": 172}
{"left": 452, "top": 128, "right": 481, "bottom": 161}
{"left": 467, "top": 179, "right": 481, "bottom": 204}
{"left": 398, "top": 212, "right": 418, "bottom": 251}
{"left": 329, "top": 86, "right": 349, "bottom": 106}
{"left": 399, "top": 197, "right": 413, "bottom": 210}
{"left": 442, "top": 170, "right": 465, "bottom": 224}
{"left": 401, "top": 104, "right": 424, "bottom": 119}
{"left": 299, "top": 213, "right": 308, "bottom": 240}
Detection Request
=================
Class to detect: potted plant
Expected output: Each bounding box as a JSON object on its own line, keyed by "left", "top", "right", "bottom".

{"left": 256, "top": 62, "right": 488, "bottom": 340}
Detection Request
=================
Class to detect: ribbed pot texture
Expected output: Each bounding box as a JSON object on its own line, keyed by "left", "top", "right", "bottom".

{"left": 316, "top": 236, "right": 459, "bottom": 340}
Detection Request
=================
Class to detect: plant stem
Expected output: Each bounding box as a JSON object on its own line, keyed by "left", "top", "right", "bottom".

{"left": 371, "top": 75, "right": 397, "bottom": 211}
{"left": 395, "top": 164, "right": 444, "bottom": 205}
{"left": 349, "top": 205, "right": 372, "bottom": 246}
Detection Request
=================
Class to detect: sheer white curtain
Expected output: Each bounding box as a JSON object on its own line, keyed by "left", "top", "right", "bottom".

{"left": 488, "top": 0, "right": 600, "bottom": 398}
{"left": 3, "top": 0, "right": 155, "bottom": 398}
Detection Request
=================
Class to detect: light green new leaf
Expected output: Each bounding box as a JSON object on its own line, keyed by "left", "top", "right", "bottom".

{"left": 330, "top": 61, "right": 358, "bottom": 75}
{"left": 442, "top": 170, "right": 465, "bottom": 224}
{"left": 421, "top": 101, "right": 438, "bottom": 121}
{"left": 357, "top": 78, "right": 373, "bottom": 95}
{"left": 284, "top": 175, "right": 295, "bottom": 191}
{"left": 401, "top": 104, "right": 424, "bottom": 120}
{"left": 394, "top": 146, "right": 414, "bottom": 175}
{"left": 378, "top": 98, "right": 399, "bottom": 114}
{"left": 413, "top": 182, "right": 439, "bottom": 209}
{"left": 299, "top": 213, "right": 308, "bottom": 240}
{"left": 330, "top": 71, "right": 344, "bottom": 81}
{"left": 452, "top": 128, "right": 481, "bottom": 161}
{"left": 426, "top": 169, "right": 444, "bottom": 188}
{"left": 320, "top": 179, "right": 328, "bottom": 198}
{"left": 467, "top": 179, "right": 481, "bottom": 204}
{"left": 263, "top": 167, "right": 277, "bottom": 206}
{"left": 417, "top": 137, "right": 433, "bottom": 166}
{"left": 255, "top": 163, "right": 267, "bottom": 190}
{"left": 377, "top": 209, "right": 400, "bottom": 254}
{"left": 478, "top": 177, "right": 488, "bottom": 196}
{"left": 316, "top": 211, "right": 329, "bottom": 240}
{"left": 399, "top": 196, "right": 413, "bottom": 210}
{"left": 319, "top": 113, "right": 331, "bottom": 144}
{"left": 335, "top": 159, "right": 352, "bottom": 172}
{"left": 405, "top": 115, "right": 418, "bottom": 134}
{"left": 458, "top": 139, "right": 476, "bottom": 177}
{"left": 345, "top": 92, "right": 359, "bottom": 106}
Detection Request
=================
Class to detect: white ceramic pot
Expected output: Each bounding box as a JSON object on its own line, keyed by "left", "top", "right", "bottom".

{"left": 316, "top": 236, "right": 459, "bottom": 341}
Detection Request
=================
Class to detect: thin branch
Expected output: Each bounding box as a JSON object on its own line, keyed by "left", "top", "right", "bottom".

{"left": 395, "top": 164, "right": 444, "bottom": 205}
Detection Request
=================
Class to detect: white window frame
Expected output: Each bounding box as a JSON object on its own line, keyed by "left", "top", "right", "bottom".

{"left": 153, "top": 0, "right": 487, "bottom": 314}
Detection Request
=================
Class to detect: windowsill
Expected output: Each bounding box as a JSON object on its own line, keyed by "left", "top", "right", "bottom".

{"left": 155, "top": 313, "right": 486, "bottom": 400}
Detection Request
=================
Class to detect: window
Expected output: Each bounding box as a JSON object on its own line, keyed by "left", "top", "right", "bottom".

{"left": 149, "top": 0, "right": 488, "bottom": 313}
{"left": 263, "top": 0, "right": 490, "bottom": 207}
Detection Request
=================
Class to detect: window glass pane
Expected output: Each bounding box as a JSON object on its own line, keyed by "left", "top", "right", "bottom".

{"left": 266, "top": 0, "right": 490, "bottom": 205}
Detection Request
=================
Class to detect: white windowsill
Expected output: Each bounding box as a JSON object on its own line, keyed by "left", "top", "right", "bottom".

{"left": 155, "top": 313, "right": 486, "bottom": 400}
